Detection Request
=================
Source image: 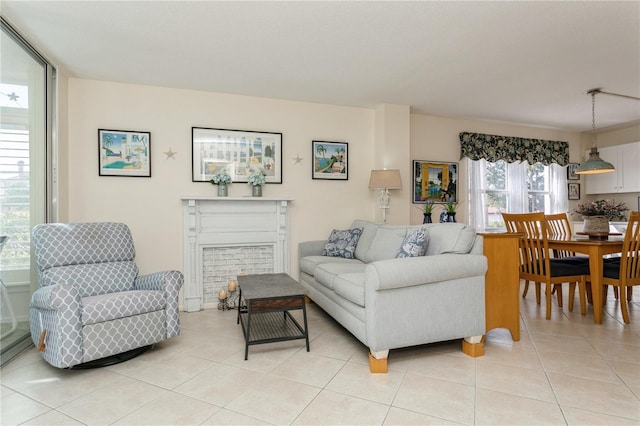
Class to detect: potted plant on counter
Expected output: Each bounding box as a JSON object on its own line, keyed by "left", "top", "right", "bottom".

{"left": 443, "top": 201, "right": 458, "bottom": 223}
{"left": 422, "top": 200, "right": 435, "bottom": 223}
{"left": 573, "top": 199, "right": 628, "bottom": 234}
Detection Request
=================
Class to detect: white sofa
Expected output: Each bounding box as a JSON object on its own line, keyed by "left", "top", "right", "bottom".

{"left": 298, "top": 220, "right": 487, "bottom": 372}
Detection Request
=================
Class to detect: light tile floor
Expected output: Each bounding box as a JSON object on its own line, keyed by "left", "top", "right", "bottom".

{"left": 1, "top": 284, "right": 639, "bottom": 425}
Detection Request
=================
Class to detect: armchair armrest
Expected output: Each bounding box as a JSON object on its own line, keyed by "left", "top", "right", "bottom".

{"left": 31, "top": 283, "right": 82, "bottom": 311}
{"left": 134, "top": 270, "right": 183, "bottom": 294}
{"left": 30, "top": 284, "right": 84, "bottom": 368}
{"left": 298, "top": 240, "right": 327, "bottom": 258}
{"left": 134, "top": 270, "right": 184, "bottom": 338}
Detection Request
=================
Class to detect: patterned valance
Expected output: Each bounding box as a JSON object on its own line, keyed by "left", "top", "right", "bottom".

{"left": 459, "top": 132, "right": 570, "bottom": 166}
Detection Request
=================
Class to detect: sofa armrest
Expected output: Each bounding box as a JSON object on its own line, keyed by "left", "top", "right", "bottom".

{"left": 298, "top": 240, "right": 327, "bottom": 258}
{"left": 470, "top": 234, "right": 484, "bottom": 255}
{"left": 364, "top": 253, "right": 487, "bottom": 353}
{"left": 367, "top": 254, "right": 488, "bottom": 291}
{"left": 134, "top": 270, "right": 184, "bottom": 338}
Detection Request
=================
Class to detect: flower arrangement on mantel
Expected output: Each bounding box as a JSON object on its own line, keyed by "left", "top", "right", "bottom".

{"left": 247, "top": 171, "right": 266, "bottom": 187}
{"left": 210, "top": 171, "right": 232, "bottom": 185}
{"left": 573, "top": 199, "right": 628, "bottom": 221}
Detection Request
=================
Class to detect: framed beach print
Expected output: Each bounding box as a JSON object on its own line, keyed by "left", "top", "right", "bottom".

{"left": 192, "top": 127, "right": 282, "bottom": 183}
{"left": 568, "top": 183, "right": 580, "bottom": 200}
{"left": 567, "top": 163, "right": 580, "bottom": 180}
{"left": 312, "top": 141, "right": 348, "bottom": 180}
{"left": 412, "top": 160, "right": 458, "bottom": 204}
{"left": 98, "top": 129, "right": 151, "bottom": 177}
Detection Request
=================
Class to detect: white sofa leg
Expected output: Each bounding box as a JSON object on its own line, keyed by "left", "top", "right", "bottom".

{"left": 369, "top": 349, "right": 389, "bottom": 373}
{"left": 462, "top": 335, "right": 485, "bottom": 357}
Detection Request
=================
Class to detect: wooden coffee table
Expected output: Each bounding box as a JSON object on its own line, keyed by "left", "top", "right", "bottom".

{"left": 236, "top": 273, "right": 310, "bottom": 360}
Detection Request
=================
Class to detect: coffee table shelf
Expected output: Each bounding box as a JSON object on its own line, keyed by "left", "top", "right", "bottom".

{"left": 237, "top": 273, "right": 310, "bottom": 360}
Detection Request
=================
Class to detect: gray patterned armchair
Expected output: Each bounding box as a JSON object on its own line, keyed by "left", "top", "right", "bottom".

{"left": 30, "top": 222, "right": 183, "bottom": 368}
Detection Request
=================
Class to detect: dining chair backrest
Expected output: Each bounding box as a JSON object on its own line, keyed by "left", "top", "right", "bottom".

{"left": 544, "top": 212, "right": 576, "bottom": 258}
{"left": 502, "top": 212, "right": 550, "bottom": 279}
{"left": 545, "top": 213, "right": 572, "bottom": 239}
{"left": 619, "top": 211, "right": 640, "bottom": 285}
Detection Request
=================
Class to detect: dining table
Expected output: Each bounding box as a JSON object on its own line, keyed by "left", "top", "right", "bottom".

{"left": 547, "top": 235, "right": 624, "bottom": 324}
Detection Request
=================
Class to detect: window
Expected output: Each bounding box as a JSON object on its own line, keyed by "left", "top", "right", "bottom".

{"left": 467, "top": 158, "right": 568, "bottom": 232}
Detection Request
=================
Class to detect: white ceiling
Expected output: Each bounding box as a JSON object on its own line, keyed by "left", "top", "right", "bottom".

{"left": 2, "top": 1, "right": 639, "bottom": 132}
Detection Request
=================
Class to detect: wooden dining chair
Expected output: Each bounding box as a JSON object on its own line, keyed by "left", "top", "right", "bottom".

{"left": 502, "top": 212, "right": 589, "bottom": 319}
{"left": 601, "top": 211, "right": 640, "bottom": 324}
{"left": 515, "top": 212, "right": 574, "bottom": 304}
{"left": 544, "top": 213, "right": 590, "bottom": 307}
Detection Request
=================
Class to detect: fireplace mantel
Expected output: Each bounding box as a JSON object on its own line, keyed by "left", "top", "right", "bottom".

{"left": 181, "top": 196, "right": 293, "bottom": 312}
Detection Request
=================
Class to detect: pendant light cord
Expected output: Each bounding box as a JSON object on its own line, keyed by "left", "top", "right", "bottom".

{"left": 591, "top": 91, "right": 597, "bottom": 149}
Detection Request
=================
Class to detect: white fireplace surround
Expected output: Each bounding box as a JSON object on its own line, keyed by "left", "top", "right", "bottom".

{"left": 181, "top": 196, "right": 292, "bottom": 312}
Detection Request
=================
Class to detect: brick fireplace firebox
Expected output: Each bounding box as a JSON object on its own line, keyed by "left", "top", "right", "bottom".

{"left": 181, "top": 196, "right": 292, "bottom": 312}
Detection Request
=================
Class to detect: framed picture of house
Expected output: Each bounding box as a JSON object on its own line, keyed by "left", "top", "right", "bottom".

{"left": 312, "top": 141, "right": 348, "bottom": 180}
{"left": 413, "top": 160, "right": 458, "bottom": 204}
{"left": 567, "top": 163, "right": 580, "bottom": 180}
{"left": 98, "top": 129, "right": 151, "bottom": 177}
{"left": 568, "top": 183, "right": 580, "bottom": 200}
{"left": 192, "top": 127, "right": 282, "bottom": 183}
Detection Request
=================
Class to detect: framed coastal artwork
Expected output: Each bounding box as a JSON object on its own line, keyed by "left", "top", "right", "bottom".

{"left": 412, "top": 160, "right": 458, "bottom": 204}
{"left": 312, "top": 141, "right": 348, "bottom": 180}
{"left": 98, "top": 129, "right": 151, "bottom": 177}
{"left": 192, "top": 127, "right": 282, "bottom": 183}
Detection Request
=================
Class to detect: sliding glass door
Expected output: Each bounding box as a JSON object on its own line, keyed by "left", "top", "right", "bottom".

{"left": 0, "top": 18, "right": 56, "bottom": 366}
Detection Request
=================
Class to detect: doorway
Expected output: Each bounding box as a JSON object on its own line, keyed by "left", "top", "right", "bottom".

{"left": 1, "top": 18, "right": 56, "bottom": 366}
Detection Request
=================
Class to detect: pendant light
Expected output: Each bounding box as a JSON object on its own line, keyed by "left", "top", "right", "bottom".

{"left": 575, "top": 89, "right": 615, "bottom": 175}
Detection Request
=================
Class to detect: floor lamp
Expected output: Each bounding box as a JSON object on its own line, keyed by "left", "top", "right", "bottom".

{"left": 368, "top": 169, "right": 402, "bottom": 224}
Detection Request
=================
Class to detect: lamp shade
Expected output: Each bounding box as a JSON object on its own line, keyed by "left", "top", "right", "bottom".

{"left": 575, "top": 148, "right": 615, "bottom": 175}
{"left": 368, "top": 169, "right": 402, "bottom": 189}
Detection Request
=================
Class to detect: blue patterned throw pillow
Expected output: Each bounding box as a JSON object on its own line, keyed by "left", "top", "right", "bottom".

{"left": 396, "top": 227, "right": 428, "bottom": 258}
{"left": 322, "top": 228, "right": 363, "bottom": 259}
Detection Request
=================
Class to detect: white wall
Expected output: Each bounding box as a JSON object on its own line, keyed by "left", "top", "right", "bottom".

{"left": 410, "top": 114, "right": 582, "bottom": 225}
{"left": 66, "top": 78, "right": 591, "bottom": 282}
{"left": 67, "top": 79, "right": 375, "bottom": 275}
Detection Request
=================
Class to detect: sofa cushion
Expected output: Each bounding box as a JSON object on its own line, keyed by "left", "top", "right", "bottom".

{"left": 300, "top": 255, "right": 363, "bottom": 276}
{"left": 351, "top": 220, "right": 380, "bottom": 261}
{"left": 314, "top": 262, "right": 367, "bottom": 290}
{"left": 333, "top": 273, "right": 366, "bottom": 307}
{"left": 81, "top": 290, "right": 166, "bottom": 325}
{"left": 322, "top": 228, "right": 363, "bottom": 259}
{"left": 397, "top": 227, "right": 428, "bottom": 258}
{"left": 364, "top": 226, "right": 408, "bottom": 262}
{"left": 424, "top": 224, "right": 477, "bottom": 255}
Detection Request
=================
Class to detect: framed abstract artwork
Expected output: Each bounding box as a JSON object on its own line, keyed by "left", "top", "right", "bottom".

{"left": 98, "top": 129, "right": 151, "bottom": 177}
{"left": 312, "top": 141, "right": 348, "bottom": 180}
{"left": 412, "top": 160, "right": 458, "bottom": 204}
{"left": 192, "top": 127, "right": 282, "bottom": 183}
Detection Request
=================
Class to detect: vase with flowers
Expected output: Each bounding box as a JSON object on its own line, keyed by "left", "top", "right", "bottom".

{"left": 210, "top": 171, "right": 232, "bottom": 196}
{"left": 247, "top": 170, "right": 266, "bottom": 197}
{"left": 573, "top": 199, "right": 628, "bottom": 234}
